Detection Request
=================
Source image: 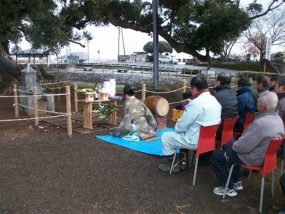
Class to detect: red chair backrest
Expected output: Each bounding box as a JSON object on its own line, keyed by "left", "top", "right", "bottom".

{"left": 243, "top": 112, "right": 255, "bottom": 130}
{"left": 220, "top": 117, "right": 239, "bottom": 149}
{"left": 196, "top": 124, "right": 219, "bottom": 157}
{"left": 261, "top": 138, "right": 284, "bottom": 177}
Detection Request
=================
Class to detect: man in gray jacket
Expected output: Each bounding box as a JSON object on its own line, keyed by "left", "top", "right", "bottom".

{"left": 211, "top": 91, "right": 284, "bottom": 197}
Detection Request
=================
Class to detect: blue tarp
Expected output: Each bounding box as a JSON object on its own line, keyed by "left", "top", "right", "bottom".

{"left": 96, "top": 128, "right": 175, "bottom": 156}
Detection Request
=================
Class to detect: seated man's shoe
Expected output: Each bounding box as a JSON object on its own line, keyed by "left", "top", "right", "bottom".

{"left": 158, "top": 163, "right": 171, "bottom": 172}
{"left": 213, "top": 186, "right": 237, "bottom": 197}
{"left": 158, "top": 161, "right": 180, "bottom": 173}
{"left": 233, "top": 181, "right": 243, "bottom": 191}
{"left": 179, "top": 158, "right": 188, "bottom": 171}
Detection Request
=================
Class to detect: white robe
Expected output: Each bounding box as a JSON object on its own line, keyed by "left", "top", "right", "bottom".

{"left": 162, "top": 92, "right": 221, "bottom": 155}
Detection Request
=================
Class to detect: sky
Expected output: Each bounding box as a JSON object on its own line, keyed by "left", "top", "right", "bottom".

{"left": 18, "top": 0, "right": 285, "bottom": 62}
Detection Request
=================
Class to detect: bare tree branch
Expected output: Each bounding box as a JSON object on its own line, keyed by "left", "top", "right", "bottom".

{"left": 249, "top": 0, "right": 285, "bottom": 20}
{"left": 67, "top": 39, "right": 85, "bottom": 48}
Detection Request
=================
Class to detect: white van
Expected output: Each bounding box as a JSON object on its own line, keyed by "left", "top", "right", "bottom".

{"left": 159, "top": 55, "right": 178, "bottom": 64}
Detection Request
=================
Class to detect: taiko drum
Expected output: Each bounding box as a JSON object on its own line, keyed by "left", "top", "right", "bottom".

{"left": 144, "top": 96, "right": 169, "bottom": 117}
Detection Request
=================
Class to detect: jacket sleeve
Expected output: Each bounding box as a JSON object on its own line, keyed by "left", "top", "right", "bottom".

{"left": 277, "top": 102, "right": 285, "bottom": 123}
{"left": 232, "top": 120, "right": 265, "bottom": 153}
{"left": 116, "top": 101, "right": 132, "bottom": 132}
{"left": 237, "top": 95, "right": 247, "bottom": 113}
{"left": 175, "top": 103, "right": 202, "bottom": 133}
{"left": 145, "top": 106, "right": 158, "bottom": 130}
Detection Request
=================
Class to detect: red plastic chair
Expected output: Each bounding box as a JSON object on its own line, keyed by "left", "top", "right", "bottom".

{"left": 235, "top": 112, "right": 255, "bottom": 138}
{"left": 170, "top": 124, "right": 219, "bottom": 186}
{"left": 217, "top": 117, "right": 239, "bottom": 150}
{"left": 223, "top": 138, "right": 284, "bottom": 213}
{"left": 243, "top": 112, "right": 255, "bottom": 130}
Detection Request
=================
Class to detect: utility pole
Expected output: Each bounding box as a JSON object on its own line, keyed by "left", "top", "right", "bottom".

{"left": 87, "top": 40, "right": 90, "bottom": 63}
{"left": 118, "top": 27, "right": 126, "bottom": 62}
{"left": 152, "top": 0, "right": 159, "bottom": 89}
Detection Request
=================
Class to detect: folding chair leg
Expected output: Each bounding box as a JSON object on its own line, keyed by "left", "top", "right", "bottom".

{"left": 248, "top": 170, "right": 252, "bottom": 179}
{"left": 223, "top": 164, "right": 235, "bottom": 199}
{"left": 271, "top": 171, "right": 275, "bottom": 198}
{"left": 188, "top": 151, "right": 193, "bottom": 168}
{"left": 259, "top": 177, "right": 265, "bottom": 213}
{"left": 192, "top": 157, "right": 199, "bottom": 186}
{"left": 281, "top": 160, "right": 284, "bottom": 176}
{"left": 169, "top": 152, "right": 177, "bottom": 174}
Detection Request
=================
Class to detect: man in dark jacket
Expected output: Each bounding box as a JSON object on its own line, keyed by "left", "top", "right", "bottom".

{"left": 214, "top": 73, "right": 238, "bottom": 141}
{"left": 235, "top": 74, "right": 257, "bottom": 132}
{"left": 276, "top": 76, "right": 285, "bottom": 169}
{"left": 211, "top": 91, "right": 284, "bottom": 197}
{"left": 214, "top": 73, "right": 238, "bottom": 118}
{"left": 269, "top": 76, "right": 277, "bottom": 92}
{"left": 256, "top": 75, "right": 269, "bottom": 96}
{"left": 276, "top": 76, "right": 285, "bottom": 124}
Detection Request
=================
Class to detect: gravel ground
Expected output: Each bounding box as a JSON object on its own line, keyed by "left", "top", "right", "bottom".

{"left": 0, "top": 119, "right": 284, "bottom": 214}
{"left": 0, "top": 71, "right": 284, "bottom": 214}
{"left": 46, "top": 68, "right": 195, "bottom": 85}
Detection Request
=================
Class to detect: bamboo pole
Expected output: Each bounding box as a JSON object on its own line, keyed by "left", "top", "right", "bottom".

{"left": 263, "top": 61, "right": 267, "bottom": 74}
{"left": 13, "top": 84, "right": 19, "bottom": 118}
{"left": 182, "top": 80, "right": 187, "bottom": 93}
{"left": 74, "top": 83, "right": 78, "bottom": 112}
{"left": 66, "top": 86, "right": 72, "bottom": 136}
{"left": 32, "top": 86, "right": 39, "bottom": 126}
{"left": 142, "top": 83, "right": 146, "bottom": 102}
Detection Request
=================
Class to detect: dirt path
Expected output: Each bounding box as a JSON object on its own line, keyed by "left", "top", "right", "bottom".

{"left": 0, "top": 119, "right": 284, "bottom": 214}
{"left": 0, "top": 75, "right": 284, "bottom": 213}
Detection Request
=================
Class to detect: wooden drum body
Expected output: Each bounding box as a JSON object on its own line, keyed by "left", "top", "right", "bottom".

{"left": 144, "top": 96, "right": 169, "bottom": 130}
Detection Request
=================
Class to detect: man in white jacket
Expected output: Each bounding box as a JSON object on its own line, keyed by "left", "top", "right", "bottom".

{"left": 159, "top": 76, "right": 221, "bottom": 171}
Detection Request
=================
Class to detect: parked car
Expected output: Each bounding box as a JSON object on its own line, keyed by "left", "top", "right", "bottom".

{"left": 159, "top": 55, "right": 177, "bottom": 64}
{"left": 84, "top": 67, "right": 93, "bottom": 71}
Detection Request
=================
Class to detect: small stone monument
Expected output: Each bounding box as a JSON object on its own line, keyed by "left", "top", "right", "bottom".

{"left": 19, "top": 64, "right": 38, "bottom": 115}
{"left": 21, "top": 64, "right": 37, "bottom": 88}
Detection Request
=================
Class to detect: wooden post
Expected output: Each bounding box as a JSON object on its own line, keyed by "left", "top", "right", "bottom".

{"left": 107, "top": 101, "right": 117, "bottom": 126}
{"left": 32, "top": 86, "right": 39, "bottom": 126}
{"left": 142, "top": 83, "right": 146, "bottom": 102}
{"left": 263, "top": 61, "right": 267, "bottom": 73}
{"left": 83, "top": 102, "right": 93, "bottom": 129}
{"left": 182, "top": 80, "right": 187, "bottom": 93}
{"left": 74, "top": 83, "right": 78, "bottom": 112}
{"left": 65, "top": 86, "right": 72, "bottom": 136}
{"left": 13, "top": 84, "right": 19, "bottom": 118}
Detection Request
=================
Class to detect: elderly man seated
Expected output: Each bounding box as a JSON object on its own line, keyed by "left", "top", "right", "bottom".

{"left": 159, "top": 76, "right": 221, "bottom": 172}
{"left": 211, "top": 91, "right": 284, "bottom": 197}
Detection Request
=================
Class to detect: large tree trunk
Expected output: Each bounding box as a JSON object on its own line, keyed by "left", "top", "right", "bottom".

{"left": 206, "top": 49, "right": 211, "bottom": 70}
{"left": 259, "top": 51, "right": 265, "bottom": 65}
{"left": 1, "top": 40, "right": 10, "bottom": 56}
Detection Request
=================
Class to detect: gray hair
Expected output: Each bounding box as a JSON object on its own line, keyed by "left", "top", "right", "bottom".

{"left": 258, "top": 91, "right": 278, "bottom": 112}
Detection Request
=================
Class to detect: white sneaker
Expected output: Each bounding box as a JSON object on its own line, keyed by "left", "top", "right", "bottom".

{"left": 213, "top": 186, "right": 237, "bottom": 197}
{"left": 233, "top": 181, "right": 243, "bottom": 191}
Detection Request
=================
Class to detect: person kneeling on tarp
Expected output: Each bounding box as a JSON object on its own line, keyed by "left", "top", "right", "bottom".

{"left": 112, "top": 85, "right": 157, "bottom": 141}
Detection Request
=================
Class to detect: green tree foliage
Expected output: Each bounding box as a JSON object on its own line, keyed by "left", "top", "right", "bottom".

{"left": 272, "top": 52, "right": 285, "bottom": 64}
{"left": 143, "top": 41, "right": 173, "bottom": 53}
{"left": 0, "top": 0, "right": 93, "bottom": 54}
{"left": 72, "top": 0, "right": 283, "bottom": 62}
{"left": 1, "top": 0, "right": 284, "bottom": 60}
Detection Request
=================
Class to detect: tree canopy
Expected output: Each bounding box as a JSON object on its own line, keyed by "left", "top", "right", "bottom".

{"left": 0, "top": 0, "right": 92, "bottom": 54}
{"left": 272, "top": 52, "right": 285, "bottom": 64}
{"left": 1, "top": 0, "right": 284, "bottom": 61}
{"left": 143, "top": 41, "right": 173, "bottom": 54}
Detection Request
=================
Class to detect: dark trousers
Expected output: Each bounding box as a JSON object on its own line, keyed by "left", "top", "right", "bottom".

{"left": 211, "top": 140, "right": 244, "bottom": 188}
